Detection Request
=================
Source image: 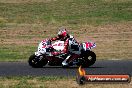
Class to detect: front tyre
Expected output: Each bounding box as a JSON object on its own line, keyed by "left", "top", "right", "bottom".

{"left": 28, "top": 54, "right": 48, "bottom": 68}
{"left": 81, "top": 51, "right": 96, "bottom": 67}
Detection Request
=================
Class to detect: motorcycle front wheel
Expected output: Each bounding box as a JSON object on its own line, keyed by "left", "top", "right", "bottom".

{"left": 28, "top": 54, "right": 48, "bottom": 68}
{"left": 79, "top": 51, "right": 96, "bottom": 67}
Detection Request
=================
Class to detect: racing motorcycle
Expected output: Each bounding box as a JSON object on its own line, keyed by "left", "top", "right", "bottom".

{"left": 28, "top": 39, "right": 96, "bottom": 68}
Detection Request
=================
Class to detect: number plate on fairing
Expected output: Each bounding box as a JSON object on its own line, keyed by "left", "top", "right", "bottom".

{"left": 52, "top": 41, "right": 64, "bottom": 51}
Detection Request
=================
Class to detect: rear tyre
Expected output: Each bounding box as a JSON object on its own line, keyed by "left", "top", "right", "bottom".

{"left": 28, "top": 54, "right": 48, "bottom": 68}
{"left": 80, "top": 51, "right": 96, "bottom": 67}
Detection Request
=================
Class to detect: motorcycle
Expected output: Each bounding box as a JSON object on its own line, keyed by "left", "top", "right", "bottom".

{"left": 28, "top": 39, "right": 96, "bottom": 68}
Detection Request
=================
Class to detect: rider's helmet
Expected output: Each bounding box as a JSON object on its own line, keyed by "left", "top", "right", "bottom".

{"left": 58, "top": 28, "right": 69, "bottom": 41}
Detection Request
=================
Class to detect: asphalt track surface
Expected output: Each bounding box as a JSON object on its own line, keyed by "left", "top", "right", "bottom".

{"left": 0, "top": 60, "right": 132, "bottom": 76}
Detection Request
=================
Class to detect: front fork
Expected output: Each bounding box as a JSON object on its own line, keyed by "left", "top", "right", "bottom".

{"left": 35, "top": 52, "right": 41, "bottom": 56}
{"left": 34, "top": 52, "right": 44, "bottom": 62}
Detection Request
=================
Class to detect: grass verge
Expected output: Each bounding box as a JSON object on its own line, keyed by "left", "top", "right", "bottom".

{"left": 0, "top": 76, "right": 131, "bottom": 88}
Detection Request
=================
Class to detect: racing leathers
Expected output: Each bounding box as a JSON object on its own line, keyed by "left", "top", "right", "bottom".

{"left": 49, "top": 35, "right": 81, "bottom": 66}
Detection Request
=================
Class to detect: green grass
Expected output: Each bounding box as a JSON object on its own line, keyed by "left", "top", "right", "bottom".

{"left": 0, "top": 76, "right": 72, "bottom": 88}
{"left": 0, "top": 45, "right": 36, "bottom": 61}
{"left": 0, "top": 76, "right": 68, "bottom": 81}
{"left": 0, "top": 0, "right": 131, "bottom": 26}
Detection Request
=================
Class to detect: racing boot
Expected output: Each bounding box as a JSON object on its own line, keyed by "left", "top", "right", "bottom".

{"left": 62, "top": 55, "right": 71, "bottom": 67}
{"left": 62, "top": 54, "right": 80, "bottom": 67}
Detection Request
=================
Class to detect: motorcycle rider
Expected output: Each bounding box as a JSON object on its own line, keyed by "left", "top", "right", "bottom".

{"left": 49, "top": 28, "right": 81, "bottom": 66}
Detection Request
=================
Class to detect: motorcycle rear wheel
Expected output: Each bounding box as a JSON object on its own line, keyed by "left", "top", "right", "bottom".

{"left": 28, "top": 54, "right": 48, "bottom": 68}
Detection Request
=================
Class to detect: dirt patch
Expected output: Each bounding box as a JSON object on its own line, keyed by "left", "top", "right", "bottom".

{"left": 71, "top": 22, "right": 132, "bottom": 59}
{"left": 0, "top": 80, "right": 19, "bottom": 87}
{"left": 0, "top": 22, "right": 132, "bottom": 59}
